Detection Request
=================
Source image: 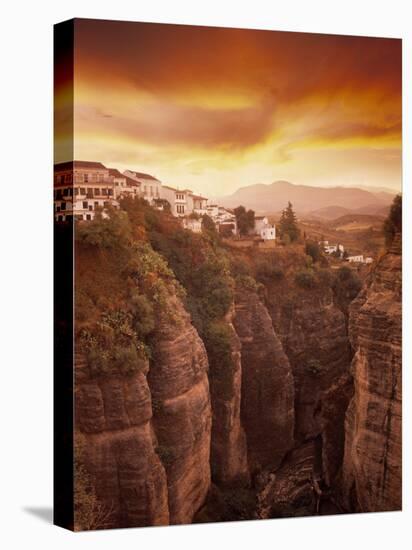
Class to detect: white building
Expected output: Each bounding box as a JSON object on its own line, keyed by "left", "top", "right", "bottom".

{"left": 54, "top": 161, "right": 119, "bottom": 221}
{"left": 260, "top": 225, "right": 276, "bottom": 240}
{"left": 160, "top": 186, "right": 208, "bottom": 218}
{"left": 347, "top": 255, "right": 364, "bottom": 263}
{"left": 253, "top": 216, "right": 276, "bottom": 241}
{"left": 123, "top": 170, "right": 161, "bottom": 203}
{"left": 109, "top": 169, "right": 140, "bottom": 199}
{"left": 323, "top": 243, "right": 345, "bottom": 255}
{"left": 182, "top": 217, "right": 202, "bottom": 233}
{"left": 254, "top": 216, "right": 269, "bottom": 234}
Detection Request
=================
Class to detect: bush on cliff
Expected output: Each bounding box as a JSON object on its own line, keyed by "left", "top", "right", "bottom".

{"left": 383, "top": 194, "right": 402, "bottom": 247}
{"left": 305, "top": 241, "right": 321, "bottom": 263}
{"left": 295, "top": 269, "right": 316, "bottom": 289}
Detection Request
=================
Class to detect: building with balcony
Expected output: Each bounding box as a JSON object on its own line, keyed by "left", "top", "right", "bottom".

{"left": 54, "top": 161, "right": 119, "bottom": 221}
{"left": 123, "top": 170, "right": 161, "bottom": 203}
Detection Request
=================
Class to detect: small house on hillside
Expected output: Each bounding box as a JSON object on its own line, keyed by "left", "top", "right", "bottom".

{"left": 253, "top": 216, "right": 276, "bottom": 241}
{"left": 347, "top": 254, "right": 364, "bottom": 263}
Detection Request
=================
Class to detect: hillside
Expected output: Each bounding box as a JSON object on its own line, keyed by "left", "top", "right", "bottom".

{"left": 217, "top": 180, "right": 394, "bottom": 215}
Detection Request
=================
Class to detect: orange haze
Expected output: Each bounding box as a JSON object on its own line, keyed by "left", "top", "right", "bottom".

{"left": 55, "top": 19, "right": 402, "bottom": 196}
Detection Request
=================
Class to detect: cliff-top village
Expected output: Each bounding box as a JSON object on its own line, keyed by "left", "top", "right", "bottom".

{"left": 54, "top": 160, "right": 374, "bottom": 263}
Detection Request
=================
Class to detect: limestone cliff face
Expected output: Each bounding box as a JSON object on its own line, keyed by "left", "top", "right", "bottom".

{"left": 233, "top": 288, "right": 295, "bottom": 473}
{"left": 75, "top": 358, "right": 170, "bottom": 528}
{"left": 342, "top": 236, "right": 402, "bottom": 512}
{"left": 148, "top": 295, "right": 212, "bottom": 525}
{"left": 265, "top": 285, "right": 352, "bottom": 484}
{"left": 75, "top": 293, "right": 212, "bottom": 528}
{"left": 208, "top": 307, "right": 250, "bottom": 487}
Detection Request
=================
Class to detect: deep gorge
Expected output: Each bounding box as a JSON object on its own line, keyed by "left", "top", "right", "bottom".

{"left": 72, "top": 200, "right": 401, "bottom": 530}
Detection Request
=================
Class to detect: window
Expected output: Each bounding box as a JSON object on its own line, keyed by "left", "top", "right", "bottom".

{"left": 84, "top": 174, "right": 89, "bottom": 183}
{"left": 108, "top": 188, "right": 113, "bottom": 196}
{"left": 86, "top": 214, "right": 92, "bottom": 220}
{"left": 74, "top": 188, "right": 79, "bottom": 196}
{"left": 76, "top": 215, "right": 84, "bottom": 221}
{"left": 56, "top": 190, "right": 62, "bottom": 200}
{"left": 177, "top": 204, "right": 185, "bottom": 214}
{"left": 94, "top": 188, "right": 101, "bottom": 196}
{"left": 80, "top": 187, "right": 86, "bottom": 195}
{"left": 56, "top": 206, "right": 60, "bottom": 212}
{"left": 89, "top": 205, "right": 93, "bottom": 211}
{"left": 65, "top": 174, "right": 72, "bottom": 183}
{"left": 94, "top": 201, "right": 98, "bottom": 208}
{"left": 61, "top": 202, "right": 66, "bottom": 211}
{"left": 102, "top": 188, "right": 108, "bottom": 196}
{"left": 86, "top": 188, "right": 93, "bottom": 197}
{"left": 83, "top": 201, "right": 88, "bottom": 209}
{"left": 58, "top": 215, "right": 63, "bottom": 222}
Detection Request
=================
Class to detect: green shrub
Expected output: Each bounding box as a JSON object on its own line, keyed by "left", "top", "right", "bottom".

{"left": 295, "top": 269, "right": 316, "bottom": 289}
{"left": 305, "top": 241, "right": 321, "bottom": 263}
{"left": 317, "top": 268, "right": 333, "bottom": 288}
{"left": 129, "top": 292, "right": 155, "bottom": 337}
{"left": 383, "top": 194, "right": 402, "bottom": 247}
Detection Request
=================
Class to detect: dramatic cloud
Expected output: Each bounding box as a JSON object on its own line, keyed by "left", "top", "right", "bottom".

{"left": 55, "top": 19, "right": 402, "bottom": 194}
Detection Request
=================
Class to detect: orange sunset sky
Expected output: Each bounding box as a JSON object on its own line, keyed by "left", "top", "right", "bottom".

{"left": 55, "top": 19, "right": 402, "bottom": 197}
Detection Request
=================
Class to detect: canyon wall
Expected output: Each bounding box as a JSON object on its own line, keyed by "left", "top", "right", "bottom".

{"left": 75, "top": 293, "right": 212, "bottom": 528}
{"left": 208, "top": 308, "right": 250, "bottom": 487}
{"left": 342, "top": 235, "right": 402, "bottom": 512}
{"left": 233, "top": 288, "right": 295, "bottom": 473}
{"left": 265, "top": 284, "right": 353, "bottom": 488}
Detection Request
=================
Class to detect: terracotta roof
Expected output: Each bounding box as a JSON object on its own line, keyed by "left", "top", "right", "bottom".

{"left": 108, "top": 168, "right": 125, "bottom": 178}
{"left": 124, "top": 175, "right": 140, "bottom": 187}
{"left": 191, "top": 193, "right": 207, "bottom": 200}
{"left": 54, "top": 160, "right": 107, "bottom": 171}
{"left": 128, "top": 170, "right": 159, "bottom": 181}
{"left": 162, "top": 185, "right": 179, "bottom": 192}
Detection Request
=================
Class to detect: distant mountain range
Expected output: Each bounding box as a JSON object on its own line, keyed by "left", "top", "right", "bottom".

{"left": 217, "top": 180, "right": 396, "bottom": 219}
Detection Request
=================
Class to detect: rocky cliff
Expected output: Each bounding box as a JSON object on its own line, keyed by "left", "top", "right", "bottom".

{"left": 233, "top": 288, "right": 295, "bottom": 473}
{"left": 75, "top": 291, "right": 212, "bottom": 528}
{"left": 208, "top": 308, "right": 250, "bottom": 487}
{"left": 341, "top": 235, "right": 402, "bottom": 512}
{"left": 265, "top": 282, "right": 352, "bottom": 487}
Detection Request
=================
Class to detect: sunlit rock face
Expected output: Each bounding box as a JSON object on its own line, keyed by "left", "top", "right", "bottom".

{"left": 342, "top": 235, "right": 402, "bottom": 512}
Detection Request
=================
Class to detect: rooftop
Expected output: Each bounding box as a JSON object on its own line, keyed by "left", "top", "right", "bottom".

{"left": 126, "top": 170, "right": 159, "bottom": 181}
{"left": 54, "top": 160, "right": 107, "bottom": 172}
{"left": 108, "top": 168, "right": 125, "bottom": 178}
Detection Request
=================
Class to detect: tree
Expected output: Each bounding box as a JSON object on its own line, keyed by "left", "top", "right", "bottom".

{"left": 279, "top": 201, "right": 300, "bottom": 242}
{"left": 383, "top": 194, "right": 402, "bottom": 247}
{"left": 305, "top": 240, "right": 321, "bottom": 263}
{"left": 201, "top": 214, "right": 217, "bottom": 233}
{"left": 234, "top": 205, "right": 255, "bottom": 236}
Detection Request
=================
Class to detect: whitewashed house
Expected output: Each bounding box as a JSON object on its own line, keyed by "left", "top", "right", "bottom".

{"left": 54, "top": 161, "right": 119, "bottom": 221}
{"left": 253, "top": 216, "right": 276, "bottom": 241}
{"left": 182, "top": 217, "right": 202, "bottom": 233}
{"left": 160, "top": 185, "right": 208, "bottom": 218}
{"left": 261, "top": 225, "right": 276, "bottom": 240}
{"left": 323, "top": 243, "right": 345, "bottom": 255}
{"left": 347, "top": 254, "right": 364, "bottom": 263}
{"left": 109, "top": 169, "right": 140, "bottom": 199}
{"left": 123, "top": 170, "right": 161, "bottom": 203}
